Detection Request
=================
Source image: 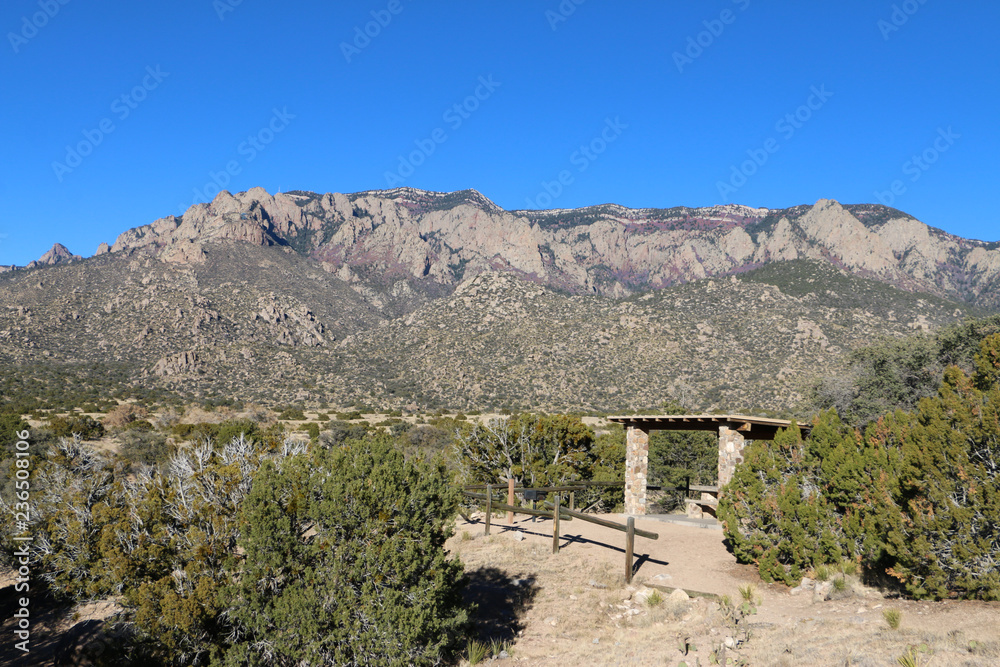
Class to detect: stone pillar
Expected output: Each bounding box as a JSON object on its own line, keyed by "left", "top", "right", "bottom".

{"left": 717, "top": 426, "right": 747, "bottom": 488}
{"left": 624, "top": 425, "right": 649, "bottom": 515}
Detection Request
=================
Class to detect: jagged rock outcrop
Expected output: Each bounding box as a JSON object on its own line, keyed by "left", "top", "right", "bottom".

{"left": 90, "top": 188, "right": 999, "bottom": 310}
{"left": 151, "top": 350, "right": 202, "bottom": 377}
{"left": 27, "top": 243, "right": 80, "bottom": 269}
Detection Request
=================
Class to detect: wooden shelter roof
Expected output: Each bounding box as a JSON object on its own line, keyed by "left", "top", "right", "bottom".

{"left": 605, "top": 414, "right": 811, "bottom": 440}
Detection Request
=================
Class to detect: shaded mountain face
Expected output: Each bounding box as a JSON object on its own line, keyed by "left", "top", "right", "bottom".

{"left": 95, "top": 187, "right": 1000, "bottom": 310}
{"left": 0, "top": 187, "right": 995, "bottom": 412}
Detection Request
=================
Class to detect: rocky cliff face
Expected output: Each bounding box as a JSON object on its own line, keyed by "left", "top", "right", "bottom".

{"left": 93, "top": 188, "right": 1000, "bottom": 310}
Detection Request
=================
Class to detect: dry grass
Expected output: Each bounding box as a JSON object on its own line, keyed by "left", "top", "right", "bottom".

{"left": 883, "top": 607, "right": 902, "bottom": 630}
{"left": 747, "top": 598, "right": 1000, "bottom": 666}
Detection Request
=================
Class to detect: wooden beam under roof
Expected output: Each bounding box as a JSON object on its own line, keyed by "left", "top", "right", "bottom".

{"left": 605, "top": 414, "right": 811, "bottom": 440}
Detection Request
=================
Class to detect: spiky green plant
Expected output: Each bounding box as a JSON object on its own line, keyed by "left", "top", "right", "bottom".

{"left": 467, "top": 639, "right": 488, "bottom": 665}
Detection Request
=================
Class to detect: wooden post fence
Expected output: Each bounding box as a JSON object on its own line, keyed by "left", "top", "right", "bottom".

{"left": 507, "top": 478, "right": 515, "bottom": 524}
{"left": 463, "top": 487, "right": 657, "bottom": 585}
{"left": 552, "top": 494, "right": 561, "bottom": 554}
{"left": 625, "top": 517, "right": 635, "bottom": 584}
{"left": 485, "top": 484, "right": 492, "bottom": 536}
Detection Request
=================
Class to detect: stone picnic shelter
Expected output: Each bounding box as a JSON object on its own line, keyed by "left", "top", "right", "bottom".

{"left": 606, "top": 414, "right": 812, "bottom": 516}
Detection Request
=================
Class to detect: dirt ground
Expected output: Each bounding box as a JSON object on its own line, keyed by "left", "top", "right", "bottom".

{"left": 449, "top": 512, "right": 1000, "bottom": 667}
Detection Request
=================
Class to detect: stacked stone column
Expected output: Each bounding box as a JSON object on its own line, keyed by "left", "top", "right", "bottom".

{"left": 717, "top": 425, "right": 747, "bottom": 488}
{"left": 624, "top": 425, "right": 649, "bottom": 515}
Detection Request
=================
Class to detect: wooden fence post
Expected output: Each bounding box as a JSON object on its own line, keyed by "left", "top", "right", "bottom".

{"left": 485, "top": 484, "right": 492, "bottom": 536}
{"left": 569, "top": 491, "right": 575, "bottom": 512}
{"left": 625, "top": 516, "right": 635, "bottom": 584}
{"left": 507, "top": 478, "right": 515, "bottom": 524}
{"left": 552, "top": 494, "right": 561, "bottom": 554}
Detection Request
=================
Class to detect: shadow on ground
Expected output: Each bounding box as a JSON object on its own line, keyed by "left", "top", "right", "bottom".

{"left": 0, "top": 581, "right": 71, "bottom": 666}
{"left": 463, "top": 566, "right": 539, "bottom": 644}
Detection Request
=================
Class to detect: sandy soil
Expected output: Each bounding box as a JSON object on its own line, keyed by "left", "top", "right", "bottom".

{"left": 448, "top": 512, "right": 1000, "bottom": 666}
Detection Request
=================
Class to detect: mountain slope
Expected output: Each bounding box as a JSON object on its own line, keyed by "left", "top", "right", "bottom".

{"left": 323, "top": 265, "right": 973, "bottom": 412}
{"left": 0, "top": 251, "right": 977, "bottom": 412}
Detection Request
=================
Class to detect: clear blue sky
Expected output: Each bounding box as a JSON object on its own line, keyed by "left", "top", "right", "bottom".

{"left": 2, "top": 0, "right": 998, "bottom": 265}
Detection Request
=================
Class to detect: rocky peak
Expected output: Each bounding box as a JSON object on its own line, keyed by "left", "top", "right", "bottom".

{"left": 28, "top": 243, "right": 80, "bottom": 268}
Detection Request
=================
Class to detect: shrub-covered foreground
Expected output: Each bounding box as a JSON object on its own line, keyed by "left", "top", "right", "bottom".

{"left": 1, "top": 433, "right": 467, "bottom": 665}
{"left": 720, "top": 333, "right": 1000, "bottom": 600}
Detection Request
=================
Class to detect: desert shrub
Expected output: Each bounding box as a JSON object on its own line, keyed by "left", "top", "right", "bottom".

{"left": 845, "top": 334, "right": 940, "bottom": 426}
{"left": 335, "top": 410, "right": 363, "bottom": 421}
{"left": 5, "top": 434, "right": 310, "bottom": 664}
{"left": 118, "top": 429, "right": 171, "bottom": 467}
{"left": 277, "top": 407, "right": 306, "bottom": 421}
{"left": 215, "top": 419, "right": 261, "bottom": 446}
{"left": 387, "top": 421, "right": 409, "bottom": 437}
{"left": 170, "top": 422, "right": 199, "bottom": 439}
{"left": 321, "top": 420, "right": 370, "bottom": 448}
{"left": 169, "top": 419, "right": 270, "bottom": 448}
{"left": 102, "top": 404, "right": 150, "bottom": 430}
{"left": 405, "top": 424, "right": 454, "bottom": 452}
{"left": 304, "top": 422, "right": 320, "bottom": 441}
{"left": 47, "top": 414, "right": 105, "bottom": 440}
{"left": 0, "top": 436, "right": 123, "bottom": 592}
{"left": 0, "top": 412, "right": 29, "bottom": 454}
{"left": 648, "top": 428, "right": 717, "bottom": 511}
{"left": 867, "top": 344, "right": 1000, "bottom": 599}
{"left": 0, "top": 418, "right": 47, "bottom": 506}
{"left": 586, "top": 426, "right": 626, "bottom": 511}
{"left": 221, "top": 435, "right": 466, "bottom": 665}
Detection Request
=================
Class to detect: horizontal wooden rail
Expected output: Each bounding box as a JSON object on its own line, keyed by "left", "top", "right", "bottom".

{"left": 463, "top": 482, "right": 662, "bottom": 492}
{"left": 464, "top": 484, "right": 590, "bottom": 493}
{"left": 541, "top": 501, "right": 658, "bottom": 541}
{"left": 464, "top": 495, "right": 561, "bottom": 520}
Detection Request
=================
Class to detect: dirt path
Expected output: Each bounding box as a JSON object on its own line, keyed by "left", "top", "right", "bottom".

{"left": 450, "top": 512, "right": 1000, "bottom": 666}
{"left": 459, "top": 512, "right": 754, "bottom": 595}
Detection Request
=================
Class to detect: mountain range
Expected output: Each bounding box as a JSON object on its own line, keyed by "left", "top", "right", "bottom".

{"left": 1, "top": 187, "right": 996, "bottom": 413}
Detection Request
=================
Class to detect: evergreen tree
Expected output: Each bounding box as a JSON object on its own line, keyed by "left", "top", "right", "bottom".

{"left": 222, "top": 435, "right": 467, "bottom": 665}
{"left": 724, "top": 332, "right": 1000, "bottom": 599}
